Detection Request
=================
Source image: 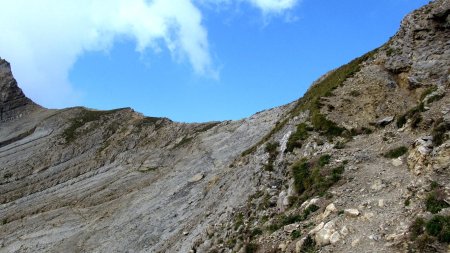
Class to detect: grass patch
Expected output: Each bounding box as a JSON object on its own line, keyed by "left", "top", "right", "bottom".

{"left": 426, "top": 215, "right": 450, "bottom": 243}
{"left": 427, "top": 93, "right": 445, "bottom": 103}
{"left": 197, "top": 122, "right": 220, "bottom": 132}
{"left": 263, "top": 142, "right": 279, "bottom": 171}
{"left": 396, "top": 103, "right": 425, "bottom": 128}
{"left": 318, "top": 154, "right": 331, "bottom": 167}
{"left": 173, "top": 136, "right": 194, "bottom": 149}
{"left": 135, "top": 116, "right": 169, "bottom": 131}
{"left": 62, "top": 108, "right": 122, "bottom": 143}
{"left": 299, "top": 235, "right": 317, "bottom": 253}
{"left": 420, "top": 86, "right": 438, "bottom": 101}
{"left": 241, "top": 49, "right": 378, "bottom": 156}
{"left": 251, "top": 228, "right": 263, "bottom": 238}
{"left": 291, "top": 158, "right": 345, "bottom": 202}
{"left": 409, "top": 216, "right": 450, "bottom": 250}
{"left": 266, "top": 204, "right": 320, "bottom": 232}
{"left": 244, "top": 243, "right": 258, "bottom": 253}
{"left": 383, "top": 146, "right": 408, "bottom": 158}
{"left": 425, "top": 189, "right": 450, "bottom": 214}
{"left": 410, "top": 217, "right": 426, "bottom": 240}
{"left": 286, "top": 123, "right": 311, "bottom": 152}
{"left": 349, "top": 90, "right": 361, "bottom": 97}
{"left": 234, "top": 213, "right": 244, "bottom": 230}
{"left": 292, "top": 230, "right": 302, "bottom": 239}
{"left": 311, "top": 112, "right": 345, "bottom": 138}
{"left": 432, "top": 119, "right": 450, "bottom": 146}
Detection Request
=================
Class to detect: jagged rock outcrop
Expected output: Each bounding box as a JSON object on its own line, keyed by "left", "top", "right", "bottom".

{"left": 0, "top": 58, "right": 38, "bottom": 122}
{"left": 0, "top": 0, "right": 449, "bottom": 253}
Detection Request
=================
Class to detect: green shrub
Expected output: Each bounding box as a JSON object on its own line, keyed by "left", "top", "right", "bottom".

{"left": 414, "top": 234, "right": 435, "bottom": 252}
{"left": 311, "top": 112, "right": 345, "bottom": 137}
{"left": 404, "top": 198, "right": 411, "bottom": 207}
{"left": 234, "top": 213, "right": 244, "bottom": 230}
{"left": 334, "top": 141, "right": 345, "bottom": 149}
{"left": 291, "top": 159, "right": 345, "bottom": 201}
{"left": 396, "top": 115, "right": 407, "bottom": 128}
{"left": 420, "top": 86, "right": 445, "bottom": 104}
{"left": 420, "top": 86, "right": 438, "bottom": 101}
{"left": 426, "top": 215, "right": 448, "bottom": 236}
{"left": 292, "top": 230, "right": 301, "bottom": 239}
{"left": 292, "top": 160, "right": 311, "bottom": 194}
{"left": 264, "top": 142, "right": 279, "bottom": 171}
{"left": 425, "top": 190, "right": 450, "bottom": 214}
{"left": 303, "top": 204, "right": 320, "bottom": 217}
{"left": 431, "top": 181, "right": 440, "bottom": 190}
{"left": 286, "top": 123, "right": 310, "bottom": 152}
{"left": 427, "top": 93, "right": 445, "bottom": 103}
{"left": 244, "top": 243, "right": 258, "bottom": 253}
{"left": 62, "top": 108, "right": 121, "bottom": 143}
{"left": 251, "top": 228, "right": 263, "bottom": 238}
{"left": 410, "top": 218, "right": 425, "bottom": 240}
{"left": 383, "top": 146, "right": 408, "bottom": 158}
{"left": 300, "top": 235, "right": 316, "bottom": 253}
{"left": 349, "top": 90, "right": 361, "bottom": 97}
{"left": 396, "top": 104, "right": 425, "bottom": 129}
{"left": 331, "top": 165, "right": 345, "bottom": 182}
{"left": 265, "top": 142, "right": 279, "bottom": 154}
{"left": 432, "top": 120, "right": 450, "bottom": 146}
{"left": 318, "top": 155, "right": 331, "bottom": 167}
{"left": 411, "top": 114, "right": 422, "bottom": 129}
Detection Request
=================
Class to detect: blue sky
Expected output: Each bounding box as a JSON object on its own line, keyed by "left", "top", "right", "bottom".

{"left": 0, "top": 0, "right": 429, "bottom": 122}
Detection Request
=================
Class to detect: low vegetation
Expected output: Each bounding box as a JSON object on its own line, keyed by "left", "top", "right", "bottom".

{"left": 263, "top": 142, "right": 279, "bottom": 171}
{"left": 425, "top": 189, "right": 449, "bottom": 214}
{"left": 396, "top": 103, "right": 425, "bottom": 129}
{"left": 383, "top": 146, "right": 408, "bottom": 158}
{"left": 266, "top": 204, "right": 320, "bottom": 232}
{"left": 299, "top": 235, "right": 317, "bottom": 253}
{"left": 409, "top": 182, "right": 450, "bottom": 251}
{"left": 432, "top": 119, "right": 450, "bottom": 146}
{"left": 241, "top": 49, "right": 378, "bottom": 156}
{"left": 410, "top": 215, "right": 450, "bottom": 250}
{"left": 62, "top": 108, "right": 122, "bottom": 143}
{"left": 286, "top": 123, "right": 310, "bottom": 152}
{"left": 291, "top": 156, "right": 344, "bottom": 203}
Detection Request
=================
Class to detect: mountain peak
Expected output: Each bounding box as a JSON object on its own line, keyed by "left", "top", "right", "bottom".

{"left": 0, "top": 58, "right": 37, "bottom": 122}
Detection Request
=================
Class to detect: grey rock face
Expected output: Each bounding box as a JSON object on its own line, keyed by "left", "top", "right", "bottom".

{"left": 0, "top": 58, "right": 37, "bottom": 122}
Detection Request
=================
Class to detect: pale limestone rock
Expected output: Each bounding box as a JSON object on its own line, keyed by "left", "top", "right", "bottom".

{"left": 309, "top": 222, "right": 324, "bottom": 235}
{"left": 340, "top": 226, "right": 349, "bottom": 236}
{"left": 344, "top": 209, "right": 360, "bottom": 217}
{"left": 391, "top": 158, "right": 403, "bottom": 167}
{"left": 284, "top": 223, "right": 299, "bottom": 234}
{"left": 278, "top": 243, "right": 287, "bottom": 252}
{"left": 301, "top": 197, "right": 320, "bottom": 210}
{"left": 351, "top": 237, "right": 361, "bottom": 247}
{"left": 371, "top": 179, "right": 385, "bottom": 191}
{"left": 330, "top": 231, "right": 341, "bottom": 244}
{"left": 188, "top": 173, "right": 204, "bottom": 183}
{"left": 315, "top": 220, "right": 336, "bottom": 246}
{"left": 322, "top": 203, "right": 337, "bottom": 219}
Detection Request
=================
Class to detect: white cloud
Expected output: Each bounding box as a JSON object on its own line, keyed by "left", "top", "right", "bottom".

{"left": 0, "top": 0, "right": 298, "bottom": 108}
{"left": 247, "top": 0, "right": 299, "bottom": 13}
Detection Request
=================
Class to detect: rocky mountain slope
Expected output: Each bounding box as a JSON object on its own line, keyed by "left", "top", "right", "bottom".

{"left": 0, "top": 0, "right": 449, "bottom": 252}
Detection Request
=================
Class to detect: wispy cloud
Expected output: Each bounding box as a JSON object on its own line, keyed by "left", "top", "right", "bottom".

{"left": 0, "top": 0, "right": 299, "bottom": 108}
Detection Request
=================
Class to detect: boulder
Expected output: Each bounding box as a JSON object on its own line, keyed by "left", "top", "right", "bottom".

{"left": 344, "top": 209, "right": 360, "bottom": 217}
